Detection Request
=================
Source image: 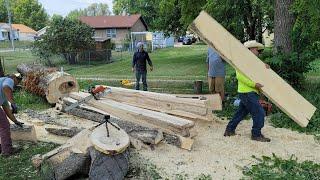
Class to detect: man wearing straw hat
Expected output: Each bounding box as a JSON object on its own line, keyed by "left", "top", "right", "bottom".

{"left": 132, "top": 42, "right": 153, "bottom": 91}
{"left": 224, "top": 40, "right": 271, "bottom": 142}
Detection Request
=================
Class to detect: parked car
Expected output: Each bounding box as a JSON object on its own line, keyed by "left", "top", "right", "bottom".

{"left": 182, "top": 37, "right": 192, "bottom": 45}
{"left": 186, "top": 35, "right": 197, "bottom": 43}
{"left": 177, "top": 36, "right": 184, "bottom": 42}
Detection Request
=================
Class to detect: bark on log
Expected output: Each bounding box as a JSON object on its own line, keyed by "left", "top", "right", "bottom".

{"left": 45, "top": 127, "right": 81, "bottom": 137}
{"left": 17, "top": 64, "right": 79, "bottom": 104}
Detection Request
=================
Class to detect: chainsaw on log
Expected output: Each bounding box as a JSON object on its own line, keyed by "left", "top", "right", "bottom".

{"left": 64, "top": 85, "right": 111, "bottom": 112}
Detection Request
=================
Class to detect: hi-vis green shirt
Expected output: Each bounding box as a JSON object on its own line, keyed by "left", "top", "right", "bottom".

{"left": 236, "top": 70, "right": 258, "bottom": 93}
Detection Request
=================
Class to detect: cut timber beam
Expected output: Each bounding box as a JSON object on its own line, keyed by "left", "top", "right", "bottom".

{"left": 103, "top": 86, "right": 221, "bottom": 121}
{"left": 69, "top": 92, "right": 194, "bottom": 137}
{"left": 189, "top": 11, "right": 316, "bottom": 127}
{"left": 10, "top": 124, "right": 37, "bottom": 142}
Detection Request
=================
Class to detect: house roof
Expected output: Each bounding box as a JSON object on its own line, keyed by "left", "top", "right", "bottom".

{"left": 79, "top": 14, "right": 148, "bottom": 30}
{"left": 11, "top": 24, "right": 36, "bottom": 34}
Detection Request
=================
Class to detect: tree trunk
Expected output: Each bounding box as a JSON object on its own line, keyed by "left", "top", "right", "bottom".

{"left": 34, "top": 128, "right": 130, "bottom": 180}
{"left": 0, "top": 57, "right": 4, "bottom": 77}
{"left": 274, "top": 0, "right": 295, "bottom": 54}
{"left": 17, "top": 64, "right": 79, "bottom": 104}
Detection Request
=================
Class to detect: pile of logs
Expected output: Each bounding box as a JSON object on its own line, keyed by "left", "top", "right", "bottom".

{"left": 56, "top": 86, "right": 222, "bottom": 150}
{"left": 17, "top": 64, "right": 79, "bottom": 104}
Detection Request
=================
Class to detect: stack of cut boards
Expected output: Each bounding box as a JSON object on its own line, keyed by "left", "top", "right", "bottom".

{"left": 58, "top": 87, "right": 221, "bottom": 150}
{"left": 104, "top": 86, "right": 222, "bottom": 121}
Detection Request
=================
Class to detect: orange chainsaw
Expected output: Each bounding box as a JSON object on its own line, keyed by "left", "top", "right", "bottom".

{"left": 65, "top": 85, "right": 111, "bottom": 112}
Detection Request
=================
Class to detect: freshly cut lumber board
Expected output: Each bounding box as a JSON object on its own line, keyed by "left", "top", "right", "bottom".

{"left": 90, "top": 123, "right": 130, "bottom": 155}
{"left": 189, "top": 11, "right": 316, "bottom": 127}
{"left": 103, "top": 86, "right": 221, "bottom": 121}
{"left": 9, "top": 124, "right": 37, "bottom": 142}
{"left": 69, "top": 92, "right": 194, "bottom": 136}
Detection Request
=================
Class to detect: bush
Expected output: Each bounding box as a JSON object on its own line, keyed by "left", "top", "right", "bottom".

{"left": 270, "top": 80, "right": 320, "bottom": 135}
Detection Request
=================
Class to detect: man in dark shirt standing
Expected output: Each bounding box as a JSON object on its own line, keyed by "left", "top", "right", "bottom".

{"left": 132, "top": 42, "right": 153, "bottom": 91}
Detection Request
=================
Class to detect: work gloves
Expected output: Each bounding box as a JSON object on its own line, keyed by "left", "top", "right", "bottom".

{"left": 14, "top": 121, "right": 24, "bottom": 128}
{"left": 11, "top": 103, "right": 18, "bottom": 114}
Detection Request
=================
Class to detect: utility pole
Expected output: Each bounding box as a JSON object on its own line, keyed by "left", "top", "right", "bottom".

{"left": 5, "top": 0, "right": 15, "bottom": 51}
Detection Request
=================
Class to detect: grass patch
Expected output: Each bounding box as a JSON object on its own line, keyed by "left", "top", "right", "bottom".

{"left": 0, "top": 50, "right": 39, "bottom": 74}
{"left": 14, "top": 89, "right": 50, "bottom": 111}
{"left": 0, "top": 41, "right": 33, "bottom": 49}
{"left": 0, "top": 142, "right": 58, "bottom": 180}
{"left": 242, "top": 154, "right": 320, "bottom": 179}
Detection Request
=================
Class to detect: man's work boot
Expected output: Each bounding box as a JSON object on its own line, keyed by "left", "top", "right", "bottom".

{"left": 251, "top": 134, "right": 271, "bottom": 142}
{"left": 224, "top": 129, "right": 236, "bottom": 137}
{"left": 1, "top": 147, "right": 22, "bottom": 158}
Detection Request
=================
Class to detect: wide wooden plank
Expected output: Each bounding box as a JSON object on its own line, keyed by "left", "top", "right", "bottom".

{"left": 69, "top": 92, "right": 194, "bottom": 136}
{"left": 189, "top": 11, "right": 316, "bottom": 127}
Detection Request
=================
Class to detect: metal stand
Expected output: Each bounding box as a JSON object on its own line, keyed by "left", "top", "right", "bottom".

{"left": 94, "top": 115, "right": 120, "bottom": 137}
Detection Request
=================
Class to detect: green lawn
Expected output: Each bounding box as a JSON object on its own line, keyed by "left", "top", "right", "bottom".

{"left": 0, "top": 50, "right": 39, "bottom": 74}
{"left": 62, "top": 45, "right": 234, "bottom": 80}
{"left": 0, "top": 41, "right": 33, "bottom": 49}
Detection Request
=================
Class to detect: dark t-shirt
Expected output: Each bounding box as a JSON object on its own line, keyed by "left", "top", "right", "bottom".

{"left": 132, "top": 51, "right": 153, "bottom": 72}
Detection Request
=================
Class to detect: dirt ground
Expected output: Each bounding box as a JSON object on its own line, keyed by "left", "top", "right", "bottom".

{"left": 17, "top": 109, "right": 320, "bottom": 179}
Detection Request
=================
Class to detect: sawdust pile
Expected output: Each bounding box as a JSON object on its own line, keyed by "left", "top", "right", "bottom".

{"left": 135, "top": 120, "right": 320, "bottom": 179}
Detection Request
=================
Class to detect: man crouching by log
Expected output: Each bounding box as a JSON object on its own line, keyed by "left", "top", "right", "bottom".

{"left": 0, "top": 74, "right": 24, "bottom": 157}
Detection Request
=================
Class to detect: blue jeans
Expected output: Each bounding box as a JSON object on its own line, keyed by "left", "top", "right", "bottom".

{"left": 135, "top": 71, "right": 147, "bottom": 91}
{"left": 226, "top": 92, "right": 265, "bottom": 137}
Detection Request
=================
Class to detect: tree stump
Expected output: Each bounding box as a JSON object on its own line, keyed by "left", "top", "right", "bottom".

{"left": 194, "top": 80, "right": 203, "bottom": 94}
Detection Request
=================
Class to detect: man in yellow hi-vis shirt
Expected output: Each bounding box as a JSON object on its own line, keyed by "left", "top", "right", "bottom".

{"left": 224, "top": 40, "right": 271, "bottom": 142}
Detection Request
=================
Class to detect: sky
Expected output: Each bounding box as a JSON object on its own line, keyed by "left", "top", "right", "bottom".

{"left": 38, "top": 0, "right": 113, "bottom": 17}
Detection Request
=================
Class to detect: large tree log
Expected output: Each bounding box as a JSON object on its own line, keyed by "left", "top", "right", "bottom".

{"left": 17, "top": 64, "right": 79, "bottom": 104}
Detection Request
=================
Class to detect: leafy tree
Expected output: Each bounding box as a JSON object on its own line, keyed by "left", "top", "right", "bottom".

{"left": 0, "top": 0, "right": 16, "bottom": 23}
{"left": 265, "top": 0, "right": 320, "bottom": 88}
{"left": 113, "top": 0, "right": 159, "bottom": 30}
{"left": 67, "top": 3, "right": 111, "bottom": 20}
{"left": 13, "top": 0, "right": 48, "bottom": 30}
{"left": 33, "top": 16, "right": 94, "bottom": 64}
{"left": 154, "top": 0, "right": 184, "bottom": 36}
{"left": 204, "top": 0, "right": 274, "bottom": 42}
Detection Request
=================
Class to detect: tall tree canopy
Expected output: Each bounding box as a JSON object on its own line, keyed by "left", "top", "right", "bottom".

{"left": 112, "top": 0, "right": 274, "bottom": 41}
{"left": 67, "top": 3, "right": 111, "bottom": 20}
{"left": 13, "top": 0, "right": 49, "bottom": 30}
{"left": 0, "top": 0, "right": 48, "bottom": 30}
{"left": 113, "top": 0, "right": 159, "bottom": 30}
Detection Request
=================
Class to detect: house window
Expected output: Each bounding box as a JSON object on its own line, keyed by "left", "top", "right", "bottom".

{"left": 106, "top": 29, "right": 116, "bottom": 38}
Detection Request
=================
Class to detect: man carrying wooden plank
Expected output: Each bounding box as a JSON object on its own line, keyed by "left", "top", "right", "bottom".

{"left": 224, "top": 40, "right": 271, "bottom": 142}
{"left": 0, "top": 74, "right": 24, "bottom": 157}
{"left": 132, "top": 42, "right": 153, "bottom": 91}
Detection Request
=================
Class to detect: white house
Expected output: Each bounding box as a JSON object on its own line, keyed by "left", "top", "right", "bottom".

{"left": 0, "top": 23, "right": 11, "bottom": 40}
{"left": 12, "top": 24, "right": 37, "bottom": 41}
